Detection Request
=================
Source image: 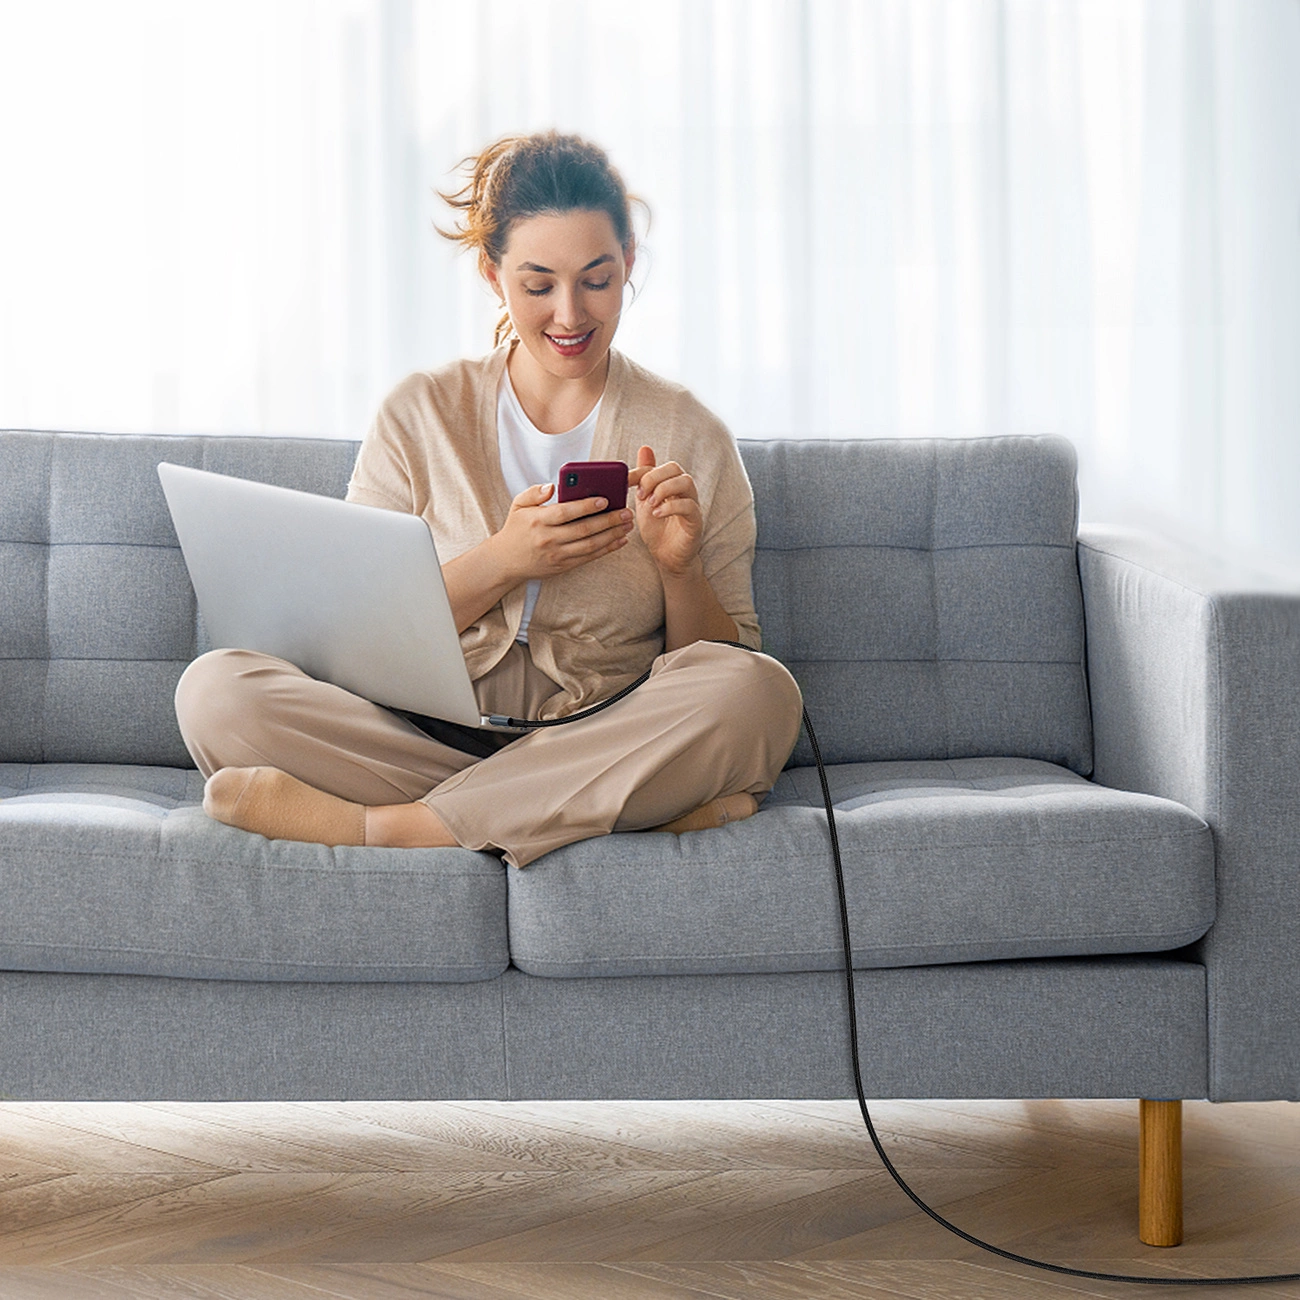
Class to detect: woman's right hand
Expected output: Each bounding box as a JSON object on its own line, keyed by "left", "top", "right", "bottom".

{"left": 488, "top": 483, "right": 634, "bottom": 586}
{"left": 442, "top": 484, "right": 633, "bottom": 633}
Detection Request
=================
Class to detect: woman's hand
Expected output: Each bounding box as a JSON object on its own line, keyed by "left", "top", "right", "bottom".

{"left": 629, "top": 445, "right": 703, "bottom": 577}
{"left": 442, "top": 483, "right": 633, "bottom": 633}
{"left": 491, "top": 483, "right": 634, "bottom": 585}
{"left": 629, "top": 445, "right": 739, "bottom": 650}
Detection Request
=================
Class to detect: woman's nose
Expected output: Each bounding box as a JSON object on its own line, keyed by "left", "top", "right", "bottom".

{"left": 551, "top": 287, "right": 582, "bottom": 328}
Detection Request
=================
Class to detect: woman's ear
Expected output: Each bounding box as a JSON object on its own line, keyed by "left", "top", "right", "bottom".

{"left": 482, "top": 256, "right": 503, "bottom": 301}
{"left": 623, "top": 241, "right": 636, "bottom": 284}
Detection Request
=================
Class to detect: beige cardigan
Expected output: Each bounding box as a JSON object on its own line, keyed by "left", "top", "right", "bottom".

{"left": 346, "top": 346, "right": 761, "bottom": 717}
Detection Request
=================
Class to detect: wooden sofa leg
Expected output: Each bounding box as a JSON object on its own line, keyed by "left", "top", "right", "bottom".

{"left": 1139, "top": 1099, "right": 1183, "bottom": 1246}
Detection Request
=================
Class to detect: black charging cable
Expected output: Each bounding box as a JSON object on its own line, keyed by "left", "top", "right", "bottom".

{"left": 501, "top": 639, "right": 1298, "bottom": 1288}
{"left": 482, "top": 661, "right": 651, "bottom": 731}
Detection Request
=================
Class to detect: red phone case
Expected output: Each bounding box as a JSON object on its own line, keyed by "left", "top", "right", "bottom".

{"left": 557, "top": 460, "right": 629, "bottom": 511}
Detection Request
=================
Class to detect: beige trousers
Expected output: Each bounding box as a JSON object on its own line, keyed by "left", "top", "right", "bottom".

{"left": 175, "top": 640, "right": 803, "bottom": 868}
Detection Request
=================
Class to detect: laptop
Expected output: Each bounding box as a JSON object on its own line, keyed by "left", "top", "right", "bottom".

{"left": 157, "top": 462, "right": 511, "bottom": 731}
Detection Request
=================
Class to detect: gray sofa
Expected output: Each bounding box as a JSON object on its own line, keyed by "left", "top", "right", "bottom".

{"left": 3, "top": 428, "right": 1298, "bottom": 1247}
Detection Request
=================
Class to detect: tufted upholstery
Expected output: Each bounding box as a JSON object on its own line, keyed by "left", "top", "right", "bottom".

{"left": 2, "top": 431, "right": 1090, "bottom": 776}
{"left": 742, "top": 436, "right": 1092, "bottom": 773}
{"left": 508, "top": 756, "right": 1212, "bottom": 979}
{"left": 0, "top": 432, "right": 357, "bottom": 766}
{"left": 0, "top": 761, "right": 508, "bottom": 982}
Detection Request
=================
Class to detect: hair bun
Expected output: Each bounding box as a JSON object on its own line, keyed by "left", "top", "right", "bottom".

{"left": 438, "top": 132, "right": 641, "bottom": 347}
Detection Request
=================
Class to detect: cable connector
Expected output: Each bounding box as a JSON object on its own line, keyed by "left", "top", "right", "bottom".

{"left": 481, "top": 714, "right": 531, "bottom": 732}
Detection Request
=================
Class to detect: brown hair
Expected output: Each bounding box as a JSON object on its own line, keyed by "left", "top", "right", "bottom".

{"left": 439, "top": 131, "right": 639, "bottom": 347}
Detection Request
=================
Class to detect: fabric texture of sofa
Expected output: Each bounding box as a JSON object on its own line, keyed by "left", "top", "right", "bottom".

{"left": 2, "top": 427, "right": 1298, "bottom": 1244}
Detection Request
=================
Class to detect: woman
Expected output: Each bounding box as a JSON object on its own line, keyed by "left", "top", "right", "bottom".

{"left": 176, "top": 131, "right": 802, "bottom": 868}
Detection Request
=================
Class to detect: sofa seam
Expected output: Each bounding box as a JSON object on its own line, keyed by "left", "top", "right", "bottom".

{"left": 0, "top": 938, "right": 506, "bottom": 972}
{"left": 509, "top": 926, "right": 1218, "bottom": 970}
{"left": 929, "top": 446, "right": 948, "bottom": 762}
{"left": 499, "top": 971, "right": 512, "bottom": 1099}
{"left": 0, "top": 848, "right": 501, "bottom": 877}
{"left": 782, "top": 656, "right": 1095, "bottom": 666}
{"left": 518, "top": 828, "right": 1214, "bottom": 872}
{"left": 38, "top": 534, "right": 51, "bottom": 763}
{"left": 3, "top": 654, "right": 1094, "bottom": 666}
{"left": 25, "top": 539, "right": 190, "bottom": 552}
{"left": 1207, "top": 574, "right": 1227, "bottom": 1097}
{"left": 754, "top": 540, "right": 1078, "bottom": 554}
{"left": 0, "top": 656, "right": 204, "bottom": 664}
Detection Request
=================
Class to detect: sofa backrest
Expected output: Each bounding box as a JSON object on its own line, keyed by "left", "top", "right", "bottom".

{"left": 741, "top": 436, "right": 1092, "bottom": 774}
{"left": 0, "top": 430, "right": 1091, "bottom": 775}
{"left": 1, "top": 432, "right": 357, "bottom": 767}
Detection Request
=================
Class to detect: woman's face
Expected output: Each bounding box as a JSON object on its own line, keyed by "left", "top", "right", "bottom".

{"left": 485, "top": 208, "right": 634, "bottom": 385}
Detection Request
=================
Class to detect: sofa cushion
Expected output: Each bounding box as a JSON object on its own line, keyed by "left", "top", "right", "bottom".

{"left": 740, "top": 436, "right": 1093, "bottom": 774}
{"left": 507, "top": 757, "right": 1215, "bottom": 978}
{"left": 0, "top": 764, "right": 508, "bottom": 982}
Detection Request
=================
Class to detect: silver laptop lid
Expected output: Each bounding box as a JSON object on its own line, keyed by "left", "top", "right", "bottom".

{"left": 157, "top": 462, "right": 484, "bottom": 728}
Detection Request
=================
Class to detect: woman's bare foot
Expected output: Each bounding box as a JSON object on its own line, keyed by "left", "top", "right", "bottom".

{"left": 649, "top": 792, "right": 758, "bottom": 835}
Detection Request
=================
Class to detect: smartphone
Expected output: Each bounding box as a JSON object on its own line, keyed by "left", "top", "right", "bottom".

{"left": 557, "top": 460, "right": 629, "bottom": 513}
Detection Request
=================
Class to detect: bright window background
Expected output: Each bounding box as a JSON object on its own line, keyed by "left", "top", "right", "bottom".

{"left": 2, "top": 0, "right": 1298, "bottom": 560}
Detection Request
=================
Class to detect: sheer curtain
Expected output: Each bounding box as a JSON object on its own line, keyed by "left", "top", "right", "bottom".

{"left": 2, "top": 0, "right": 1298, "bottom": 557}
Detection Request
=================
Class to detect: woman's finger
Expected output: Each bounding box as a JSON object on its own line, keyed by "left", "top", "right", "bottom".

{"left": 547, "top": 509, "right": 632, "bottom": 550}
{"left": 539, "top": 495, "right": 614, "bottom": 525}
{"left": 566, "top": 508, "right": 633, "bottom": 538}
{"left": 579, "top": 532, "right": 631, "bottom": 561}
{"left": 644, "top": 472, "right": 696, "bottom": 506}
{"left": 557, "top": 522, "right": 633, "bottom": 560}
{"left": 511, "top": 482, "right": 554, "bottom": 509}
{"left": 636, "top": 461, "right": 684, "bottom": 499}
{"left": 650, "top": 497, "right": 700, "bottom": 520}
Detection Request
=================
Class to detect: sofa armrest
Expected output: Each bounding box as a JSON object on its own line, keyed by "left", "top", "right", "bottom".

{"left": 1077, "top": 525, "right": 1300, "bottom": 1100}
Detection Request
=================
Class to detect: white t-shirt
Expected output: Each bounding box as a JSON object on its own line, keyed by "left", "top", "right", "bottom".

{"left": 497, "top": 371, "right": 599, "bottom": 643}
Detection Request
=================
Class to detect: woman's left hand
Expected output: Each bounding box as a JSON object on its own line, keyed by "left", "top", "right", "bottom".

{"left": 629, "top": 445, "right": 703, "bottom": 576}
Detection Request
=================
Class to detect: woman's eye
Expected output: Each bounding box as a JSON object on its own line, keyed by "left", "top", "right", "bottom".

{"left": 523, "top": 285, "right": 551, "bottom": 297}
{"left": 584, "top": 279, "right": 612, "bottom": 291}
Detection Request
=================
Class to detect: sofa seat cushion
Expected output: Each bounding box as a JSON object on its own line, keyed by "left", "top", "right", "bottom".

{"left": 507, "top": 757, "right": 1215, "bottom": 978}
{"left": 0, "top": 764, "right": 508, "bottom": 982}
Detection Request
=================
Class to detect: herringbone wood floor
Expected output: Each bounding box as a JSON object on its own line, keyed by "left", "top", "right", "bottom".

{"left": 0, "top": 1098, "right": 1297, "bottom": 1299}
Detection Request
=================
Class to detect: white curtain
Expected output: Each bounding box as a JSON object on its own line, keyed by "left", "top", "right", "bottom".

{"left": 2, "top": 0, "right": 1298, "bottom": 558}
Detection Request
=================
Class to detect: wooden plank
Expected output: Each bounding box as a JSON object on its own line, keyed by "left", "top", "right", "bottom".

{"left": 9, "top": 1102, "right": 390, "bottom": 1174}
{"left": 0, "top": 1269, "right": 147, "bottom": 1300}
{"left": 613, "top": 1260, "right": 975, "bottom": 1300}
{"left": 64, "top": 1265, "right": 351, "bottom": 1300}
{"left": 792, "top": 1167, "right": 1132, "bottom": 1262}
{"left": 431, "top": 1169, "right": 881, "bottom": 1263}
{"left": 1181, "top": 1101, "right": 1300, "bottom": 1169}
{"left": 449, "top": 1098, "right": 1036, "bottom": 1174}
{"left": 750, "top": 1101, "right": 1058, "bottom": 1171}
{"left": 798, "top": 1258, "right": 1130, "bottom": 1300}
{"left": 615, "top": 1168, "right": 1033, "bottom": 1264}
{"left": 248, "top": 1171, "right": 707, "bottom": 1266}
{"left": 0, "top": 1172, "right": 375, "bottom": 1267}
{"left": 303, "top": 1100, "right": 697, "bottom": 1172}
{"left": 0, "top": 1105, "right": 216, "bottom": 1174}
{"left": 144, "top": 1103, "right": 462, "bottom": 1172}
{"left": 270, "top": 1261, "right": 738, "bottom": 1299}
{"left": 0, "top": 1174, "right": 231, "bottom": 1244}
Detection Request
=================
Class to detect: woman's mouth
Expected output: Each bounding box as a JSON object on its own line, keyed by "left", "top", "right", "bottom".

{"left": 545, "top": 329, "right": 595, "bottom": 357}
